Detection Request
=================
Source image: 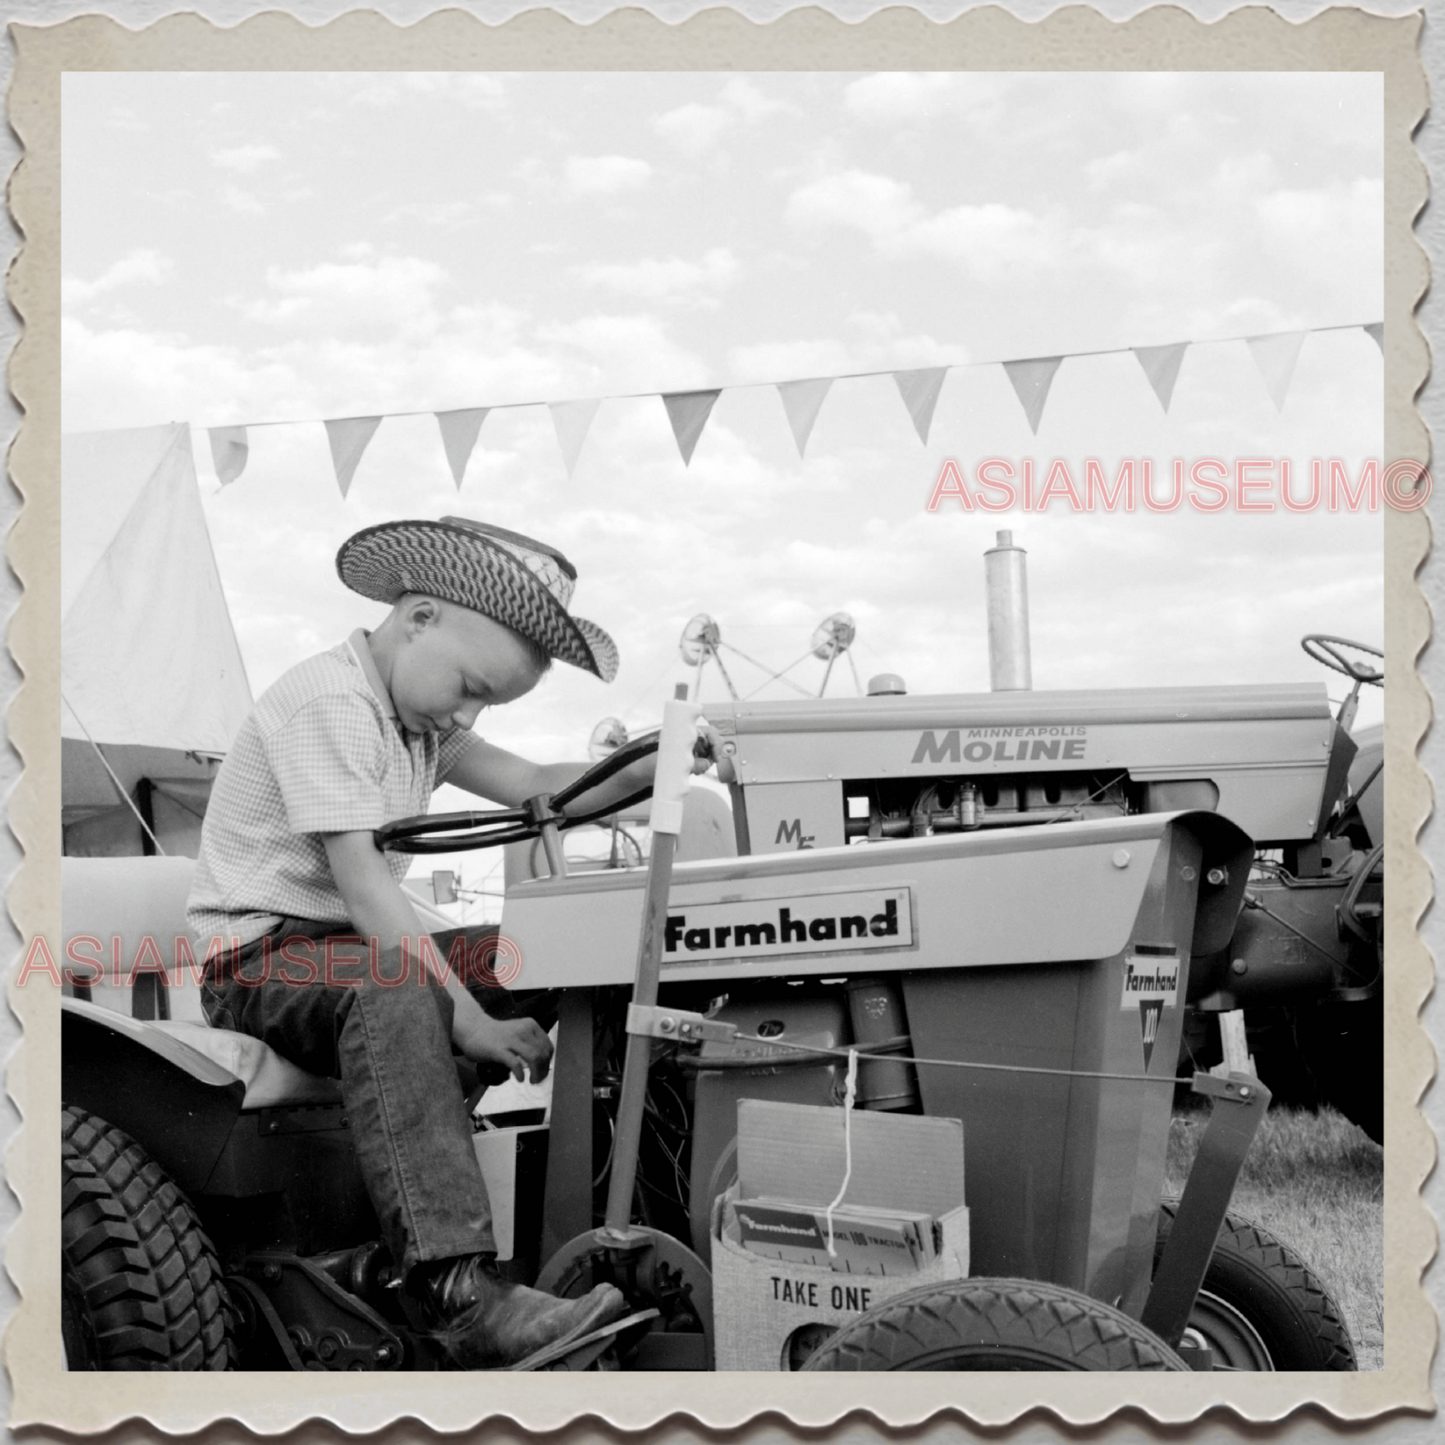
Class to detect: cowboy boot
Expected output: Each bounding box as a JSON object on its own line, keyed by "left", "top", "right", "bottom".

{"left": 414, "top": 1253, "right": 627, "bottom": 1369}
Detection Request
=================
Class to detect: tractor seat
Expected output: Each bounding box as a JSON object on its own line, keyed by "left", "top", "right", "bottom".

{"left": 61, "top": 855, "right": 342, "bottom": 1110}
{"left": 150, "top": 1021, "right": 343, "bottom": 1110}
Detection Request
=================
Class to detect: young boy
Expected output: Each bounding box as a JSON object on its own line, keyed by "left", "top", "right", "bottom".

{"left": 188, "top": 516, "right": 701, "bottom": 1368}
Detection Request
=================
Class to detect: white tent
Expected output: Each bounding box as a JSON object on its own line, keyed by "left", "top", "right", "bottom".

{"left": 61, "top": 423, "right": 253, "bottom": 855}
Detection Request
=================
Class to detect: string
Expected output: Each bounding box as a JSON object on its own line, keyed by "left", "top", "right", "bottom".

{"left": 729, "top": 1032, "right": 1175, "bottom": 1087}
{"left": 824, "top": 1048, "right": 859, "bottom": 1258}
{"left": 196, "top": 321, "right": 1383, "bottom": 433}
{"left": 62, "top": 693, "right": 168, "bottom": 856}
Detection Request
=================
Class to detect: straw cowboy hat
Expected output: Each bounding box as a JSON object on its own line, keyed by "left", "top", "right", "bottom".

{"left": 336, "top": 516, "right": 619, "bottom": 683}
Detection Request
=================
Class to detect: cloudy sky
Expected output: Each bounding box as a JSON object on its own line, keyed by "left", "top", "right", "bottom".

{"left": 61, "top": 70, "right": 1384, "bottom": 897}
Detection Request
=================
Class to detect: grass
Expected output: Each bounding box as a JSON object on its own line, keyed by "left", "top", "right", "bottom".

{"left": 1164, "top": 1103, "right": 1385, "bottom": 1371}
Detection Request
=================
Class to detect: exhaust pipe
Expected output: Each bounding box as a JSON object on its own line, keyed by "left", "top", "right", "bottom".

{"left": 985, "top": 529, "right": 1032, "bottom": 691}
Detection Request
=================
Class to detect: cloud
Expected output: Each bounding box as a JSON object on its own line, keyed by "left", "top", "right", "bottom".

{"left": 562, "top": 154, "right": 652, "bottom": 197}
{"left": 718, "top": 77, "right": 791, "bottom": 123}
{"left": 61, "top": 314, "right": 289, "bottom": 431}
{"left": 844, "top": 73, "right": 965, "bottom": 122}
{"left": 844, "top": 73, "right": 1010, "bottom": 127}
{"left": 1256, "top": 177, "right": 1383, "bottom": 263}
{"left": 727, "top": 338, "right": 855, "bottom": 382}
{"left": 787, "top": 169, "right": 1062, "bottom": 277}
{"left": 534, "top": 312, "right": 712, "bottom": 392}
{"left": 62, "top": 249, "right": 172, "bottom": 308}
{"left": 240, "top": 253, "right": 448, "bottom": 340}
{"left": 381, "top": 197, "right": 509, "bottom": 228}
{"left": 220, "top": 184, "right": 266, "bottom": 215}
{"left": 652, "top": 78, "right": 796, "bottom": 158}
{"left": 573, "top": 247, "right": 738, "bottom": 304}
{"left": 788, "top": 168, "right": 916, "bottom": 234}
{"left": 727, "top": 316, "right": 959, "bottom": 385}
{"left": 210, "top": 143, "right": 280, "bottom": 173}
{"left": 652, "top": 102, "right": 731, "bottom": 159}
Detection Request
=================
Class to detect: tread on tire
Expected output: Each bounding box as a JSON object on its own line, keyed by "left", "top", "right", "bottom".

{"left": 61, "top": 1105, "right": 233, "bottom": 1370}
{"left": 1156, "top": 1200, "right": 1355, "bottom": 1371}
{"left": 801, "top": 1277, "right": 1190, "bottom": 1371}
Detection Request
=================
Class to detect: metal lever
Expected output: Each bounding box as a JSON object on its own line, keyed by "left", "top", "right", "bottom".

{"left": 1138, "top": 1070, "right": 1272, "bottom": 1354}
{"left": 597, "top": 700, "right": 703, "bottom": 1250}
{"left": 625, "top": 1003, "right": 739, "bottom": 1045}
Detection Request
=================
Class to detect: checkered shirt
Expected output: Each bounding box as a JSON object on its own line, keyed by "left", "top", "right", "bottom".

{"left": 187, "top": 635, "right": 479, "bottom": 949}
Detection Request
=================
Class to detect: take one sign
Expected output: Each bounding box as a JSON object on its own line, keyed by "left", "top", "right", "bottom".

{"left": 663, "top": 888, "right": 913, "bottom": 964}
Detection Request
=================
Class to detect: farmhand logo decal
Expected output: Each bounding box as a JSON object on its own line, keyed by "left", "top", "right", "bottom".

{"left": 1120, "top": 951, "right": 1181, "bottom": 1070}
{"left": 663, "top": 889, "right": 913, "bottom": 964}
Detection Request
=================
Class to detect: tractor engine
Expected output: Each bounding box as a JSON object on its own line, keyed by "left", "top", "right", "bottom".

{"left": 705, "top": 681, "right": 1353, "bottom": 861}
{"left": 704, "top": 680, "right": 1383, "bottom": 1137}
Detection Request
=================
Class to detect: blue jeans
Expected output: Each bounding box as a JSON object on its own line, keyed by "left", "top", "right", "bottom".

{"left": 202, "top": 920, "right": 498, "bottom": 1272}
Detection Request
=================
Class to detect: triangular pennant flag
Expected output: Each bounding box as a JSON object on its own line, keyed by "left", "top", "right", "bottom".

{"left": 549, "top": 399, "right": 602, "bottom": 479}
{"left": 776, "top": 378, "right": 834, "bottom": 458}
{"left": 1131, "top": 343, "right": 1189, "bottom": 412}
{"left": 435, "top": 407, "right": 489, "bottom": 489}
{"left": 661, "top": 389, "right": 721, "bottom": 466}
{"left": 324, "top": 416, "right": 382, "bottom": 498}
{"left": 1246, "top": 331, "right": 1307, "bottom": 411}
{"left": 1364, "top": 322, "right": 1384, "bottom": 352}
{"left": 1002, "top": 356, "right": 1063, "bottom": 434}
{"left": 892, "top": 368, "right": 949, "bottom": 444}
{"left": 207, "top": 425, "right": 250, "bottom": 486}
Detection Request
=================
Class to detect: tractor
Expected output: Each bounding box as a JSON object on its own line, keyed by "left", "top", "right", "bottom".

{"left": 60, "top": 689, "right": 1360, "bottom": 1373}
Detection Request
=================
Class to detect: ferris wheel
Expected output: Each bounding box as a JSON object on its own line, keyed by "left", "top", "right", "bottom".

{"left": 673, "top": 609, "right": 864, "bottom": 702}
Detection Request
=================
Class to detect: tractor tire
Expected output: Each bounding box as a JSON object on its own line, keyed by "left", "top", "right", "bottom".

{"left": 801, "top": 1278, "right": 1191, "bottom": 1371}
{"left": 61, "top": 1106, "right": 233, "bottom": 1370}
{"left": 1156, "top": 1201, "right": 1355, "bottom": 1370}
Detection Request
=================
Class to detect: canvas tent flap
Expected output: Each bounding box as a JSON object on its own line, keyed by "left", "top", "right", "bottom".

{"left": 61, "top": 423, "right": 253, "bottom": 754}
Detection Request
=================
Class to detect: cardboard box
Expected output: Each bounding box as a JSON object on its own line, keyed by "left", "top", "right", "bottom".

{"left": 712, "top": 1185, "right": 969, "bottom": 1371}
{"left": 730, "top": 1197, "right": 939, "bottom": 1274}
{"left": 737, "top": 1099, "right": 964, "bottom": 1218}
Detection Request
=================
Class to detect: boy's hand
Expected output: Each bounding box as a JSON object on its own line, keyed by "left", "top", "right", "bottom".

{"left": 694, "top": 719, "right": 733, "bottom": 782}
{"left": 460, "top": 1014, "right": 554, "bottom": 1084}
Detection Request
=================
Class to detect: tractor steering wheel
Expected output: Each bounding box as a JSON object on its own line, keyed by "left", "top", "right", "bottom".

{"left": 1301, "top": 634, "right": 1383, "bottom": 687}
{"left": 373, "top": 731, "right": 664, "bottom": 855}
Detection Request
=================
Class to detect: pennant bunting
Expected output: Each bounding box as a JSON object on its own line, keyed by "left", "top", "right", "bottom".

{"left": 208, "top": 425, "right": 250, "bottom": 486}
{"left": 1003, "top": 356, "right": 1063, "bottom": 434}
{"left": 662, "top": 389, "right": 721, "bottom": 466}
{"left": 324, "top": 416, "right": 383, "bottom": 498}
{"left": 548, "top": 399, "right": 602, "bottom": 479}
{"left": 435, "top": 407, "right": 490, "bottom": 488}
{"left": 892, "top": 367, "right": 949, "bottom": 444}
{"left": 1131, "top": 343, "right": 1189, "bottom": 412}
{"left": 195, "top": 323, "right": 1382, "bottom": 491}
{"left": 776, "top": 378, "right": 834, "bottom": 458}
{"left": 1246, "top": 331, "right": 1307, "bottom": 411}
